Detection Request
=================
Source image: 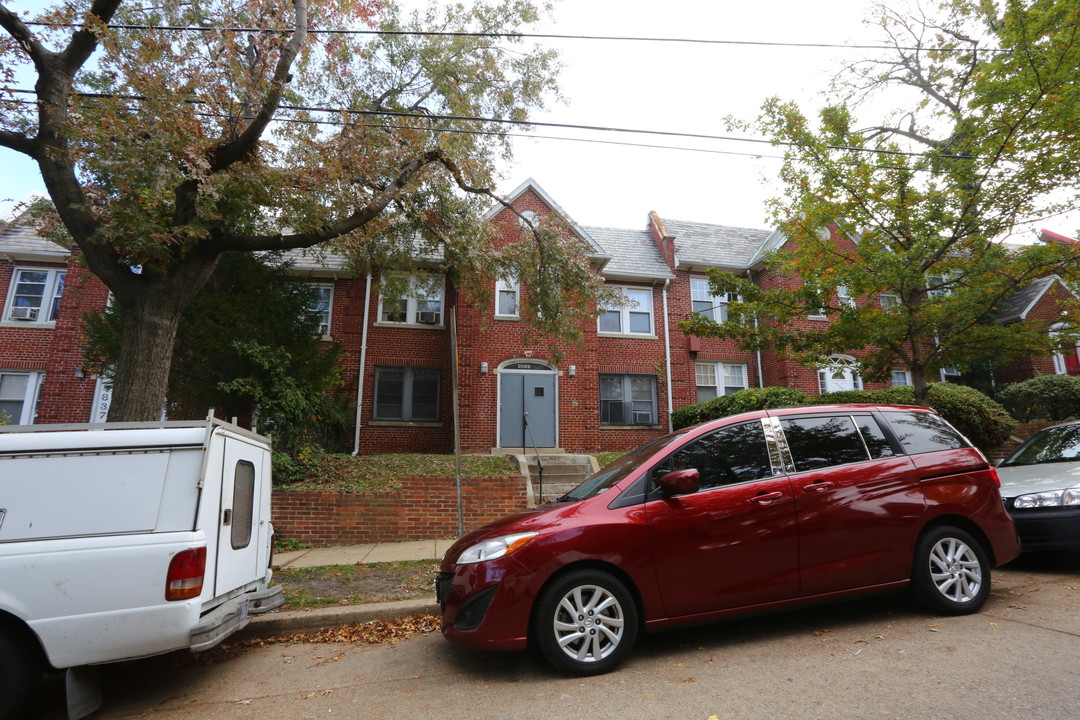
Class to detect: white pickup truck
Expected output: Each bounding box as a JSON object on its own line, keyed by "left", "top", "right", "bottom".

{"left": 0, "top": 417, "right": 284, "bottom": 719}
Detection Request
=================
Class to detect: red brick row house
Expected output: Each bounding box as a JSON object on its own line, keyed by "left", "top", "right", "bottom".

{"left": 2, "top": 179, "right": 1077, "bottom": 453}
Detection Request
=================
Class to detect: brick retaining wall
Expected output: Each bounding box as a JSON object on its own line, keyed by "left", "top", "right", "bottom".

{"left": 271, "top": 475, "right": 528, "bottom": 546}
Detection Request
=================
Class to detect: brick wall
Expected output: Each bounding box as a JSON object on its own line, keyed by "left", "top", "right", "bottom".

{"left": 270, "top": 474, "right": 528, "bottom": 545}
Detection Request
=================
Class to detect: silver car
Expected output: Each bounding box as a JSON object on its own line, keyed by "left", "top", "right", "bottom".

{"left": 997, "top": 421, "right": 1080, "bottom": 551}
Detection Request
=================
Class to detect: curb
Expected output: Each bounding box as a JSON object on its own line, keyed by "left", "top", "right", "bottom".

{"left": 236, "top": 596, "right": 440, "bottom": 640}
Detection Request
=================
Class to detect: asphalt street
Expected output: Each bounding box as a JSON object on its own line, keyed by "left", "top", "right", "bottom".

{"left": 37, "top": 552, "right": 1080, "bottom": 720}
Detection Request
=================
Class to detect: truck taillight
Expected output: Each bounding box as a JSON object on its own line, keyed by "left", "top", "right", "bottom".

{"left": 166, "top": 547, "right": 207, "bottom": 601}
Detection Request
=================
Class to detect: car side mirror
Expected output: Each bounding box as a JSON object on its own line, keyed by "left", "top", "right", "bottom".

{"left": 659, "top": 468, "right": 700, "bottom": 498}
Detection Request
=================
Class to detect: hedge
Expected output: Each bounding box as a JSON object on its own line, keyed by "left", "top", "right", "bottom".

{"left": 996, "top": 375, "right": 1080, "bottom": 422}
{"left": 672, "top": 383, "right": 1015, "bottom": 451}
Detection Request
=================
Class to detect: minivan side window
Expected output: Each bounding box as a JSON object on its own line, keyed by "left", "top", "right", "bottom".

{"left": 854, "top": 415, "right": 896, "bottom": 459}
{"left": 881, "top": 411, "right": 968, "bottom": 454}
{"left": 652, "top": 421, "right": 774, "bottom": 491}
{"left": 781, "top": 415, "right": 869, "bottom": 472}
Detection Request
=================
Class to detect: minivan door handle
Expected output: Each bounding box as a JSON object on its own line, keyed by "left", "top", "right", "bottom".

{"left": 749, "top": 491, "right": 784, "bottom": 505}
{"left": 803, "top": 480, "right": 834, "bottom": 493}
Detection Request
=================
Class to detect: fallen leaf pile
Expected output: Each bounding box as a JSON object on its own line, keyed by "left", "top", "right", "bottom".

{"left": 275, "top": 615, "right": 441, "bottom": 646}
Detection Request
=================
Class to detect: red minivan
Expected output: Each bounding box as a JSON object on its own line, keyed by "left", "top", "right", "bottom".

{"left": 436, "top": 405, "right": 1020, "bottom": 674}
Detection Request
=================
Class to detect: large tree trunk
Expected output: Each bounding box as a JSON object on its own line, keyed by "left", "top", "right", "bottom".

{"left": 107, "top": 298, "right": 185, "bottom": 421}
{"left": 104, "top": 254, "right": 221, "bottom": 422}
{"left": 911, "top": 366, "right": 931, "bottom": 406}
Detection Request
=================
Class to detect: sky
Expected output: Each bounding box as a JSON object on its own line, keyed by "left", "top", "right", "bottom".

{"left": 2, "top": 0, "right": 1070, "bottom": 238}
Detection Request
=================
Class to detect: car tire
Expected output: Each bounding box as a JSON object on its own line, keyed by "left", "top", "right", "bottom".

{"left": 0, "top": 623, "right": 43, "bottom": 720}
{"left": 911, "top": 526, "right": 991, "bottom": 615}
{"left": 533, "top": 568, "right": 638, "bottom": 675}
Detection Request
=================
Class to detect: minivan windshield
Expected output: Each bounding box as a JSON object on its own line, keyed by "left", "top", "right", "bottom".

{"left": 562, "top": 432, "right": 688, "bottom": 501}
{"left": 1000, "top": 423, "right": 1080, "bottom": 467}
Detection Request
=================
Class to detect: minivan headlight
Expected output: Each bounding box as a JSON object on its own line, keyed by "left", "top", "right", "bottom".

{"left": 1014, "top": 487, "right": 1080, "bottom": 509}
{"left": 456, "top": 532, "right": 538, "bottom": 565}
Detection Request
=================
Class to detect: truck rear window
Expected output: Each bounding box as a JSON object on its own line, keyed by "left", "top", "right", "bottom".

{"left": 231, "top": 460, "right": 255, "bottom": 550}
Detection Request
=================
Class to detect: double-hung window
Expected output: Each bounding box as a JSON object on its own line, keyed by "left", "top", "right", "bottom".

{"left": 495, "top": 273, "right": 519, "bottom": 318}
{"left": 0, "top": 371, "right": 43, "bottom": 425}
{"left": 599, "top": 374, "right": 657, "bottom": 426}
{"left": 880, "top": 293, "right": 900, "bottom": 310}
{"left": 836, "top": 285, "right": 855, "bottom": 308}
{"left": 598, "top": 287, "right": 653, "bottom": 335}
{"left": 308, "top": 284, "right": 334, "bottom": 338}
{"left": 690, "top": 276, "right": 736, "bottom": 322}
{"left": 4, "top": 268, "right": 65, "bottom": 323}
{"left": 373, "top": 366, "right": 440, "bottom": 422}
{"left": 695, "top": 362, "right": 748, "bottom": 402}
{"left": 890, "top": 368, "right": 912, "bottom": 387}
{"left": 379, "top": 274, "right": 445, "bottom": 326}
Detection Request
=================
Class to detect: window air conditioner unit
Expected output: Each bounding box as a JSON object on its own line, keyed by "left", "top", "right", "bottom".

{"left": 633, "top": 411, "right": 653, "bottom": 425}
{"left": 9, "top": 306, "right": 39, "bottom": 321}
{"left": 417, "top": 311, "right": 439, "bottom": 324}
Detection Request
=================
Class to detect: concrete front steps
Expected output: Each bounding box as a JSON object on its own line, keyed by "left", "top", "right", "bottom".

{"left": 492, "top": 448, "right": 599, "bottom": 505}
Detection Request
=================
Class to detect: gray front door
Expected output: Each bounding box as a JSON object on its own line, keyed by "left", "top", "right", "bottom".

{"left": 499, "top": 365, "right": 556, "bottom": 448}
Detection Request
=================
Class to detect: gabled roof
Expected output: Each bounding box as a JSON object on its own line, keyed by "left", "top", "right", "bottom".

{"left": 994, "top": 275, "right": 1077, "bottom": 323}
{"left": 584, "top": 227, "right": 674, "bottom": 282}
{"left": 658, "top": 217, "right": 773, "bottom": 271}
{"left": 487, "top": 178, "right": 611, "bottom": 267}
{"left": 0, "top": 219, "right": 69, "bottom": 262}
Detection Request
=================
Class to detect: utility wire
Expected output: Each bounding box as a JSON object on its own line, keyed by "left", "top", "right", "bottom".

{"left": 21, "top": 20, "right": 1004, "bottom": 53}
{"left": 1, "top": 88, "right": 969, "bottom": 160}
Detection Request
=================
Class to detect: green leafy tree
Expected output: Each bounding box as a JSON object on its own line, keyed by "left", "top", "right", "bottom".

{"left": 83, "top": 252, "right": 348, "bottom": 452}
{"left": 0, "top": 0, "right": 600, "bottom": 421}
{"left": 683, "top": 0, "right": 1080, "bottom": 404}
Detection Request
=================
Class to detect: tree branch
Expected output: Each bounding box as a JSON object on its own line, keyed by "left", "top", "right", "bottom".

{"left": 210, "top": 0, "right": 307, "bottom": 172}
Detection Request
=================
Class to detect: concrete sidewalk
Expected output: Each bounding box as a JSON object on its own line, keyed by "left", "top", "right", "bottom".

{"left": 273, "top": 538, "right": 457, "bottom": 569}
{"left": 242, "top": 540, "right": 454, "bottom": 641}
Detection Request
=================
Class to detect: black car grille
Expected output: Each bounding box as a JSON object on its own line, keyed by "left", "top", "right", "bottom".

{"left": 435, "top": 571, "right": 454, "bottom": 607}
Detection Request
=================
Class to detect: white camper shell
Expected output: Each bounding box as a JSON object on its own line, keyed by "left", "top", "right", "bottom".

{"left": 0, "top": 417, "right": 284, "bottom": 719}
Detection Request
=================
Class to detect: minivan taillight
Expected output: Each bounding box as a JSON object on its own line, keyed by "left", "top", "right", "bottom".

{"left": 166, "top": 547, "right": 207, "bottom": 601}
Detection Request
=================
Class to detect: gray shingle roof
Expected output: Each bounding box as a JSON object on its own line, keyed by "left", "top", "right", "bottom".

{"left": 995, "top": 276, "right": 1062, "bottom": 323}
{"left": 659, "top": 218, "right": 773, "bottom": 270}
{"left": 585, "top": 227, "right": 674, "bottom": 281}
{"left": 0, "top": 221, "right": 69, "bottom": 260}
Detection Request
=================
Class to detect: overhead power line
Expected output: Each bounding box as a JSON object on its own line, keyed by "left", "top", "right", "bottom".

{"left": 2, "top": 88, "right": 967, "bottom": 160}
{"left": 21, "top": 20, "right": 1004, "bottom": 53}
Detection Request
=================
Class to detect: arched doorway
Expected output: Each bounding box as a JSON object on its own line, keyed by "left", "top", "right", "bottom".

{"left": 498, "top": 360, "right": 557, "bottom": 448}
{"left": 817, "top": 355, "right": 863, "bottom": 394}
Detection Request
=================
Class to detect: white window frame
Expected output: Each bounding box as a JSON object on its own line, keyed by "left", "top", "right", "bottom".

{"left": 598, "top": 286, "right": 654, "bottom": 336}
{"left": 0, "top": 371, "right": 44, "bottom": 425}
{"left": 927, "top": 274, "right": 952, "bottom": 297}
{"left": 695, "top": 361, "right": 749, "bottom": 402}
{"left": 308, "top": 284, "right": 334, "bottom": 338}
{"left": 880, "top": 293, "right": 900, "bottom": 310}
{"left": 690, "top": 276, "right": 737, "bottom": 322}
{"left": 836, "top": 285, "right": 855, "bottom": 309}
{"left": 495, "top": 273, "right": 520, "bottom": 319}
{"left": 890, "top": 368, "right": 912, "bottom": 387}
{"left": 1050, "top": 323, "right": 1080, "bottom": 375}
{"left": 3, "top": 267, "right": 66, "bottom": 324}
{"left": 377, "top": 274, "right": 446, "bottom": 327}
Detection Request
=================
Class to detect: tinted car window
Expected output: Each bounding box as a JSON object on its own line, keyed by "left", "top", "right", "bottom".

{"left": 882, "top": 411, "right": 967, "bottom": 454}
{"left": 652, "top": 421, "right": 773, "bottom": 491}
{"left": 1000, "top": 423, "right": 1080, "bottom": 466}
{"left": 854, "top": 414, "right": 896, "bottom": 459}
{"left": 781, "top": 416, "right": 868, "bottom": 472}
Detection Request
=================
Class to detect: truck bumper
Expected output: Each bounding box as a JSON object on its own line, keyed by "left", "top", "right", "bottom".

{"left": 190, "top": 585, "right": 285, "bottom": 652}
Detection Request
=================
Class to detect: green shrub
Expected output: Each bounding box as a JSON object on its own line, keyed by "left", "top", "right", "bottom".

{"left": 672, "top": 383, "right": 1013, "bottom": 450}
{"left": 671, "top": 387, "right": 808, "bottom": 429}
{"left": 923, "top": 383, "right": 1016, "bottom": 449}
{"left": 996, "top": 375, "right": 1080, "bottom": 422}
